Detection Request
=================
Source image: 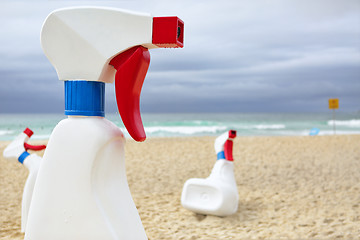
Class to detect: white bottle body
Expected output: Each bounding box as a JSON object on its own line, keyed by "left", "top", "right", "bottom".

{"left": 181, "top": 159, "right": 239, "bottom": 217}
{"left": 21, "top": 154, "right": 42, "bottom": 232}
{"left": 25, "top": 116, "right": 147, "bottom": 240}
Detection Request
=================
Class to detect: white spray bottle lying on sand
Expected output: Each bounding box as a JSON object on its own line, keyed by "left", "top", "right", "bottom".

{"left": 181, "top": 130, "right": 238, "bottom": 217}
{"left": 25, "top": 7, "right": 183, "bottom": 240}
{"left": 3, "top": 128, "right": 46, "bottom": 232}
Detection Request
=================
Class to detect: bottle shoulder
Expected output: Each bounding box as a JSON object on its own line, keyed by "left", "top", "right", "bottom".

{"left": 53, "top": 117, "right": 124, "bottom": 141}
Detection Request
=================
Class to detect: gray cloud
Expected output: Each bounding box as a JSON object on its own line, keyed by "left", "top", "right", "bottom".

{"left": 0, "top": 0, "right": 359, "bottom": 114}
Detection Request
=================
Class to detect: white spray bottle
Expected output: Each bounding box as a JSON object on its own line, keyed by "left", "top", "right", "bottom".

{"left": 181, "top": 130, "right": 238, "bottom": 217}
{"left": 3, "top": 128, "right": 46, "bottom": 232}
{"left": 25, "top": 7, "right": 183, "bottom": 240}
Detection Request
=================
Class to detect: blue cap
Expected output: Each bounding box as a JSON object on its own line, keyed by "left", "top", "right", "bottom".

{"left": 64, "top": 81, "right": 105, "bottom": 117}
{"left": 18, "top": 151, "right": 30, "bottom": 164}
{"left": 217, "top": 151, "right": 225, "bottom": 160}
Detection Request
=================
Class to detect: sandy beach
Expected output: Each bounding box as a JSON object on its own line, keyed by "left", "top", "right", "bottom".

{"left": 1, "top": 135, "right": 359, "bottom": 239}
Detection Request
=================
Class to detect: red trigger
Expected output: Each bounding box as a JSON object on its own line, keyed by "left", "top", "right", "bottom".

{"left": 109, "top": 46, "right": 150, "bottom": 142}
{"left": 24, "top": 143, "right": 46, "bottom": 151}
{"left": 224, "top": 140, "right": 234, "bottom": 161}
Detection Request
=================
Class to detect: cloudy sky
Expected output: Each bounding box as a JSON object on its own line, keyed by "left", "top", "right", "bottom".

{"left": 0, "top": 0, "right": 359, "bottom": 114}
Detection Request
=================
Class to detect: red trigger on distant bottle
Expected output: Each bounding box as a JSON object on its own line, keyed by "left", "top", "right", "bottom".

{"left": 23, "top": 128, "right": 47, "bottom": 151}
{"left": 24, "top": 143, "right": 47, "bottom": 151}
{"left": 224, "top": 130, "right": 236, "bottom": 161}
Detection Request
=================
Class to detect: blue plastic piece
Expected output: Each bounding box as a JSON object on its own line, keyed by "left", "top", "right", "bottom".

{"left": 309, "top": 127, "right": 320, "bottom": 136}
{"left": 217, "top": 151, "right": 225, "bottom": 160}
{"left": 18, "top": 152, "right": 30, "bottom": 164}
{"left": 65, "top": 81, "right": 105, "bottom": 117}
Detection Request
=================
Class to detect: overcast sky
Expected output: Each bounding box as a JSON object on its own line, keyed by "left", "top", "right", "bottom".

{"left": 0, "top": 0, "right": 359, "bottom": 114}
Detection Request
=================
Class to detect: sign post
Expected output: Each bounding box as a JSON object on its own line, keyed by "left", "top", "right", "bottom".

{"left": 328, "top": 98, "right": 339, "bottom": 135}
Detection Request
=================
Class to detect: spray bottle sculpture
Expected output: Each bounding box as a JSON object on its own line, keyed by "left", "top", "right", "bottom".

{"left": 181, "top": 130, "right": 238, "bottom": 217}
{"left": 3, "top": 128, "right": 46, "bottom": 232}
{"left": 4, "top": 7, "right": 184, "bottom": 240}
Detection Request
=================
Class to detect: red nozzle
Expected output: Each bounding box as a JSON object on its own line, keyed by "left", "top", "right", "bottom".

{"left": 23, "top": 128, "right": 34, "bottom": 138}
{"left": 109, "top": 46, "right": 150, "bottom": 142}
{"left": 153, "top": 17, "right": 184, "bottom": 48}
{"left": 228, "top": 130, "right": 236, "bottom": 139}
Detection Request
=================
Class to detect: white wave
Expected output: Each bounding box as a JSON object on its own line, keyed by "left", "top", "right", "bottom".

{"left": 254, "top": 124, "right": 286, "bottom": 130}
{"left": 235, "top": 124, "right": 286, "bottom": 130}
{"left": 327, "top": 119, "right": 360, "bottom": 128}
{"left": 0, "top": 130, "right": 14, "bottom": 136}
{"left": 32, "top": 134, "right": 51, "bottom": 140}
{"left": 144, "top": 126, "right": 227, "bottom": 135}
{"left": 318, "top": 130, "right": 360, "bottom": 135}
{"left": 270, "top": 129, "right": 360, "bottom": 136}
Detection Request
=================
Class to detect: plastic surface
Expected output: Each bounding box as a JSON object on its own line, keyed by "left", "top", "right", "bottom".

{"left": 21, "top": 154, "right": 42, "bottom": 232}
{"left": 32, "top": 6, "right": 184, "bottom": 239}
{"left": 309, "top": 127, "right": 320, "bottom": 136}
{"left": 25, "top": 117, "right": 147, "bottom": 240}
{"left": 24, "top": 128, "right": 34, "bottom": 137}
{"left": 18, "top": 152, "right": 30, "bottom": 164}
{"left": 224, "top": 140, "right": 234, "bottom": 161}
{"left": 110, "top": 46, "right": 150, "bottom": 142}
{"left": 41, "top": 7, "right": 183, "bottom": 83}
{"left": 41, "top": 7, "right": 183, "bottom": 142}
{"left": 41, "top": 7, "right": 153, "bottom": 83}
{"left": 215, "top": 130, "right": 236, "bottom": 161}
{"left": 3, "top": 128, "right": 46, "bottom": 162}
{"left": 181, "top": 130, "right": 238, "bottom": 217}
{"left": 3, "top": 129, "right": 44, "bottom": 232}
{"left": 153, "top": 17, "right": 184, "bottom": 48}
{"left": 181, "top": 160, "right": 238, "bottom": 216}
{"left": 64, "top": 81, "right": 105, "bottom": 116}
{"left": 24, "top": 143, "right": 46, "bottom": 151}
{"left": 3, "top": 131, "right": 29, "bottom": 161}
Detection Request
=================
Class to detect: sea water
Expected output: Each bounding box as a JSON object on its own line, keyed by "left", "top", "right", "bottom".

{"left": 0, "top": 112, "right": 359, "bottom": 141}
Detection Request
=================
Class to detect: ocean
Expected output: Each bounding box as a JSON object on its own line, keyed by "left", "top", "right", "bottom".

{"left": 0, "top": 112, "right": 360, "bottom": 141}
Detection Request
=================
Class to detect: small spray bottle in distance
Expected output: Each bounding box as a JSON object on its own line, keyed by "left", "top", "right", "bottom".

{"left": 25, "top": 7, "right": 183, "bottom": 240}
{"left": 3, "top": 128, "right": 46, "bottom": 232}
{"left": 181, "top": 130, "right": 238, "bottom": 217}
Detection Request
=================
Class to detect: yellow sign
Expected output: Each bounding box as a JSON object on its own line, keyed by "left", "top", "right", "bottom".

{"left": 328, "top": 98, "right": 339, "bottom": 109}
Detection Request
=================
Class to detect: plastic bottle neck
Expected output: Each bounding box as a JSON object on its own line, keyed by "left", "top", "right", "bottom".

{"left": 64, "top": 81, "right": 105, "bottom": 117}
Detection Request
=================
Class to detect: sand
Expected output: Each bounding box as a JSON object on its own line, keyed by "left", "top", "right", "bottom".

{"left": 1, "top": 135, "right": 359, "bottom": 239}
